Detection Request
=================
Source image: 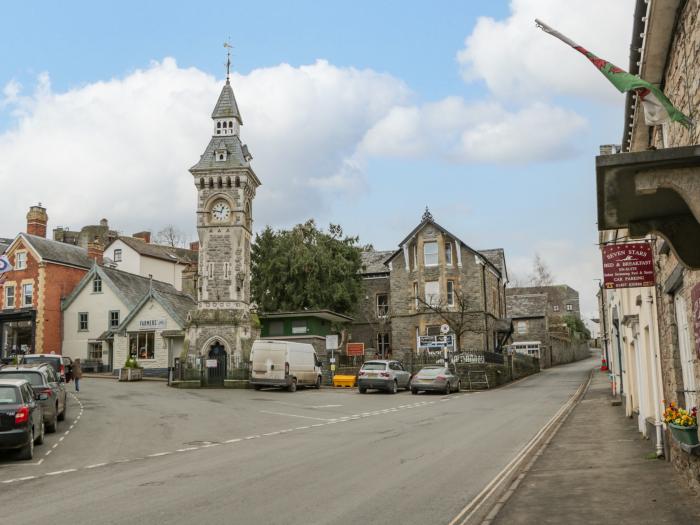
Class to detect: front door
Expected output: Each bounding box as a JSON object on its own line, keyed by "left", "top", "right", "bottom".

{"left": 207, "top": 343, "right": 227, "bottom": 386}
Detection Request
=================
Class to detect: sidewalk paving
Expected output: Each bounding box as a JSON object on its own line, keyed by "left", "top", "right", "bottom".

{"left": 491, "top": 368, "right": 700, "bottom": 525}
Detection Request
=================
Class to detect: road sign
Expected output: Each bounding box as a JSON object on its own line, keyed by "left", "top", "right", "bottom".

{"left": 440, "top": 324, "right": 450, "bottom": 334}
{"left": 602, "top": 243, "right": 655, "bottom": 289}
{"left": 346, "top": 342, "right": 364, "bottom": 356}
{"left": 325, "top": 334, "right": 339, "bottom": 350}
{"left": 329, "top": 357, "right": 336, "bottom": 364}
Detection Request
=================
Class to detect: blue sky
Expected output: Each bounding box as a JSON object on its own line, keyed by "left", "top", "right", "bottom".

{"left": 0, "top": 1, "right": 636, "bottom": 316}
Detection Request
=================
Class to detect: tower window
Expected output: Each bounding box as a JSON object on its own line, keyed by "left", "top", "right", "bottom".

{"left": 217, "top": 122, "right": 221, "bottom": 128}
{"left": 223, "top": 121, "right": 227, "bottom": 128}
{"left": 235, "top": 176, "right": 240, "bottom": 188}
{"left": 219, "top": 155, "right": 223, "bottom": 160}
{"left": 229, "top": 121, "right": 233, "bottom": 128}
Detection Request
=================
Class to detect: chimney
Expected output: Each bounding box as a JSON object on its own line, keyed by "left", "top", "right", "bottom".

{"left": 87, "top": 238, "right": 104, "bottom": 265}
{"left": 599, "top": 144, "right": 621, "bottom": 155}
{"left": 26, "top": 204, "right": 48, "bottom": 238}
{"left": 99, "top": 218, "right": 109, "bottom": 228}
{"left": 189, "top": 241, "right": 200, "bottom": 252}
{"left": 132, "top": 231, "right": 151, "bottom": 243}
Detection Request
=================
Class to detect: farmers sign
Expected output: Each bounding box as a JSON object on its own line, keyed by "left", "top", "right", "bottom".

{"left": 602, "top": 243, "right": 655, "bottom": 289}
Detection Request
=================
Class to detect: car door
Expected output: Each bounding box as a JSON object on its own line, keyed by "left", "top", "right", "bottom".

{"left": 395, "top": 362, "right": 409, "bottom": 387}
{"left": 48, "top": 367, "right": 65, "bottom": 413}
{"left": 23, "top": 384, "right": 42, "bottom": 431}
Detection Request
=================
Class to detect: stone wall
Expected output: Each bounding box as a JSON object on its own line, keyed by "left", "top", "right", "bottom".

{"left": 351, "top": 275, "right": 391, "bottom": 353}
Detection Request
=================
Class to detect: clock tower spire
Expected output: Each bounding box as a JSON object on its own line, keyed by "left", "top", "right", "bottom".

{"left": 185, "top": 60, "right": 261, "bottom": 381}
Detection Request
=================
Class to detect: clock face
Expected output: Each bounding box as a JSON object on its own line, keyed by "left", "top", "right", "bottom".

{"left": 211, "top": 201, "right": 231, "bottom": 222}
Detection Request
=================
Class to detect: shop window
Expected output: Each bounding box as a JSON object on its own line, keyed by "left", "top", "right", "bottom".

{"left": 78, "top": 312, "right": 89, "bottom": 331}
{"left": 109, "top": 310, "right": 120, "bottom": 329}
{"left": 291, "top": 320, "right": 307, "bottom": 335}
{"left": 93, "top": 275, "right": 102, "bottom": 293}
{"left": 22, "top": 283, "right": 32, "bottom": 307}
{"left": 376, "top": 294, "right": 389, "bottom": 317}
{"left": 424, "top": 242, "right": 438, "bottom": 266}
{"left": 15, "top": 252, "right": 27, "bottom": 270}
{"left": 4, "top": 286, "right": 14, "bottom": 308}
{"left": 129, "top": 331, "right": 155, "bottom": 360}
{"left": 268, "top": 321, "right": 284, "bottom": 336}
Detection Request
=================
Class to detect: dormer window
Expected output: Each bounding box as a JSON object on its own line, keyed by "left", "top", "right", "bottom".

{"left": 215, "top": 149, "right": 228, "bottom": 162}
{"left": 93, "top": 275, "right": 102, "bottom": 293}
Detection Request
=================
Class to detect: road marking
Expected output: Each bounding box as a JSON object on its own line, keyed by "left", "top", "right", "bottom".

{"left": 294, "top": 426, "right": 310, "bottom": 430}
{"left": 58, "top": 437, "right": 65, "bottom": 442}
{"left": 44, "top": 450, "right": 52, "bottom": 456}
{"left": 263, "top": 431, "right": 280, "bottom": 436}
{"left": 52, "top": 444, "right": 58, "bottom": 449}
{"left": 148, "top": 452, "right": 171, "bottom": 457}
{"left": 17, "top": 476, "right": 35, "bottom": 481}
{"left": 309, "top": 404, "right": 343, "bottom": 408}
{"left": 46, "top": 469, "right": 76, "bottom": 476}
{"left": 260, "top": 410, "right": 336, "bottom": 422}
{"left": 245, "top": 435, "right": 260, "bottom": 440}
{"left": 311, "top": 423, "right": 324, "bottom": 427}
{"left": 85, "top": 463, "right": 107, "bottom": 469}
{"left": 176, "top": 447, "right": 198, "bottom": 452}
{"left": 224, "top": 438, "right": 241, "bottom": 444}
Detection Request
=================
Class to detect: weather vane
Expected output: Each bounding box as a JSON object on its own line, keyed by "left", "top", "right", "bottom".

{"left": 223, "top": 39, "right": 233, "bottom": 81}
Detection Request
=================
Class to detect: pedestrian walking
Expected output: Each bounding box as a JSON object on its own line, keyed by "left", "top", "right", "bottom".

{"left": 73, "top": 358, "right": 83, "bottom": 392}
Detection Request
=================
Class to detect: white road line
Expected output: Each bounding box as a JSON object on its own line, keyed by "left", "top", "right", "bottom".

{"left": 148, "top": 452, "right": 172, "bottom": 457}
{"left": 17, "top": 476, "right": 35, "bottom": 481}
{"left": 224, "top": 438, "right": 241, "bottom": 444}
{"left": 260, "top": 410, "right": 336, "bottom": 422}
{"left": 112, "top": 459, "right": 131, "bottom": 464}
{"left": 201, "top": 443, "right": 220, "bottom": 448}
{"left": 46, "top": 469, "right": 76, "bottom": 476}
{"left": 2, "top": 479, "right": 16, "bottom": 484}
{"left": 58, "top": 437, "right": 65, "bottom": 442}
{"left": 245, "top": 435, "right": 260, "bottom": 440}
{"left": 176, "top": 447, "right": 198, "bottom": 452}
{"left": 311, "top": 423, "right": 324, "bottom": 427}
{"left": 85, "top": 463, "right": 107, "bottom": 469}
{"left": 44, "top": 450, "right": 52, "bottom": 456}
{"left": 263, "top": 431, "right": 280, "bottom": 436}
{"left": 36, "top": 459, "right": 43, "bottom": 465}
{"left": 52, "top": 444, "right": 58, "bottom": 449}
{"left": 294, "top": 426, "right": 310, "bottom": 430}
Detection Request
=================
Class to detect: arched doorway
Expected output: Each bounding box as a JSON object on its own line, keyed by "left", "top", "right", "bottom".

{"left": 207, "top": 342, "right": 227, "bottom": 386}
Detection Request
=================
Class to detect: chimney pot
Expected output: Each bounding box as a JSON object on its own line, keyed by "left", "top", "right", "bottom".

{"left": 132, "top": 231, "right": 151, "bottom": 244}
{"left": 87, "top": 237, "right": 104, "bottom": 265}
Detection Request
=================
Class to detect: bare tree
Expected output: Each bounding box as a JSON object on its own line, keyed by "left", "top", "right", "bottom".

{"left": 155, "top": 225, "right": 186, "bottom": 248}
{"left": 415, "top": 291, "right": 478, "bottom": 352}
{"left": 529, "top": 253, "right": 554, "bottom": 286}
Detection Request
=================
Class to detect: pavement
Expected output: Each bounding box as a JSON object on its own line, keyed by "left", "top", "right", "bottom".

{"left": 490, "top": 366, "right": 700, "bottom": 525}
{"left": 0, "top": 356, "right": 595, "bottom": 525}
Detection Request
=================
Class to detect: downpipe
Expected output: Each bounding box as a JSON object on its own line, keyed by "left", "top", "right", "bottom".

{"left": 647, "top": 291, "right": 664, "bottom": 457}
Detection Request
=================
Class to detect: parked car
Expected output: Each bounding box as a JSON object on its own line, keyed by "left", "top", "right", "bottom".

{"left": 358, "top": 360, "right": 411, "bottom": 394}
{"left": 0, "top": 377, "right": 45, "bottom": 460}
{"left": 62, "top": 356, "right": 74, "bottom": 383}
{"left": 21, "top": 354, "right": 68, "bottom": 381}
{"left": 410, "top": 365, "right": 460, "bottom": 395}
{"left": 250, "top": 340, "right": 323, "bottom": 392}
{"left": 0, "top": 363, "right": 67, "bottom": 432}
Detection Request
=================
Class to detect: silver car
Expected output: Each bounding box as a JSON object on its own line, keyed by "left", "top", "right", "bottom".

{"left": 358, "top": 360, "right": 411, "bottom": 394}
{"left": 410, "top": 366, "right": 460, "bottom": 395}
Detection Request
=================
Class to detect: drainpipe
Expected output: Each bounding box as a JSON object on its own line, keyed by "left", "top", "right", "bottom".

{"left": 646, "top": 290, "right": 664, "bottom": 457}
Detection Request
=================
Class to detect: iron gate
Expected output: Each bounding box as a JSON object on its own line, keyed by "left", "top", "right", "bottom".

{"left": 207, "top": 343, "right": 227, "bottom": 386}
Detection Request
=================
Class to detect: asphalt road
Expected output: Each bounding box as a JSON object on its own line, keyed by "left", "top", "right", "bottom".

{"left": 0, "top": 356, "right": 595, "bottom": 525}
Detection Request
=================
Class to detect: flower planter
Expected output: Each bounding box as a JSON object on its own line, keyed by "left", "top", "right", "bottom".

{"left": 669, "top": 423, "right": 699, "bottom": 447}
{"left": 118, "top": 368, "right": 143, "bottom": 382}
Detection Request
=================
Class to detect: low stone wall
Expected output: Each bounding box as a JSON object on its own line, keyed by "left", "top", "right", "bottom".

{"left": 511, "top": 353, "right": 540, "bottom": 380}
{"left": 543, "top": 336, "right": 591, "bottom": 369}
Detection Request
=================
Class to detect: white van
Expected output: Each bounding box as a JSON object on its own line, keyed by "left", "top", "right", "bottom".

{"left": 250, "top": 340, "right": 323, "bottom": 392}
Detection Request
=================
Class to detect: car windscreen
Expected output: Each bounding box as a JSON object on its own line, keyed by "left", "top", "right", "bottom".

{"left": 361, "top": 362, "right": 387, "bottom": 371}
{"left": 23, "top": 356, "right": 59, "bottom": 370}
{"left": 416, "top": 368, "right": 445, "bottom": 378}
{"left": 0, "top": 371, "right": 44, "bottom": 386}
{"left": 0, "top": 386, "right": 20, "bottom": 404}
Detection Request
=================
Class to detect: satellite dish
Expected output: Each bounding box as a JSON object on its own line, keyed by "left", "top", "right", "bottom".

{"left": 440, "top": 324, "right": 450, "bottom": 335}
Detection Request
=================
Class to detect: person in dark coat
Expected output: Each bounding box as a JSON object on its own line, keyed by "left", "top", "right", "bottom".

{"left": 72, "top": 358, "right": 83, "bottom": 392}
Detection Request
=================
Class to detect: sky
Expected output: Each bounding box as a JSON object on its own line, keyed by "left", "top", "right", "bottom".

{"left": 0, "top": 0, "right": 636, "bottom": 319}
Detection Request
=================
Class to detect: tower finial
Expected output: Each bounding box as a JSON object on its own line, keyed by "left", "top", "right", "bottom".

{"left": 422, "top": 206, "right": 433, "bottom": 222}
{"left": 223, "top": 39, "right": 233, "bottom": 82}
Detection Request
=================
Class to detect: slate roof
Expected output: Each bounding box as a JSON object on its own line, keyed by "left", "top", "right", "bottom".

{"left": 0, "top": 238, "right": 12, "bottom": 255}
{"left": 100, "top": 267, "right": 183, "bottom": 309}
{"left": 114, "top": 237, "right": 198, "bottom": 265}
{"left": 211, "top": 80, "right": 242, "bottom": 123}
{"left": 21, "top": 233, "right": 93, "bottom": 269}
{"left": 360, "top": 250, "right": 393, "bottom": 275}
{"left": 479, "top": 248, "right": 508, "bottom": 280}
{"left": 506, "top": 293, "right": 548, "bottom": 319}
{"left": 189, "top": 134, "right": 254, "bottom": 173}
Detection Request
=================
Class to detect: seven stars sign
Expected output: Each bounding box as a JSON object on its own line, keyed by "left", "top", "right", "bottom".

{"left": 602, "top": 243, "right": 655, "bottom": 290}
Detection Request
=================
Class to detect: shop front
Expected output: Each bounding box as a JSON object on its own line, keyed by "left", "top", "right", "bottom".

{"left": 0, "top": 309, "right": 36, "bottom": 359}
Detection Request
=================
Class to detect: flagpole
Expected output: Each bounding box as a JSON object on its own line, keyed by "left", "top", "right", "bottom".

{"left": 534, "top": 19, "right": 579, "bottom": 49}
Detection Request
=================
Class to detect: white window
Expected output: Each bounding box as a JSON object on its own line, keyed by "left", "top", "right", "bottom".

{"left": 109, "top": 310, "right": 120, "bottom": 329}
{"left": 113, "top": 249, "right": 122, "bottom": 262}
{"left": 4, "top": 286, "right": 15, "bottom": 308}
{"left": 424, "top": 281, "right": 440, "bottom": 306}
{"left": 22, "top": 283, "right": 32, "bottom": 307}
{"left": 291, "top": 320, "right": 307, "bottom": 334}
{"left": 376, "top": 294, "right": 389, "bottom": 317}
{"left": 516, "top": 320, "right": 527, "bottom": 334}
{"left": 553, "top": 305, "right": 560, "bottom": 312}
{"left": 93, "top": 275, "right": 102, "bottom": 293}
{"left": 675, "top": 294, "right": 697, "bottom": 409}
{"left": 424, "top": 242, "right": 438, "bottom": 266}
{"left": 445, "top": 242, "right": 453, "bottom": 266}
{"left": 413, "top": 283, "right": 419, "bottom": 308}
{"left": 447, "top": 281, "right": 455, "bottom": 306}
{"left": 15, "top": 252, "right": 27, "bottom": 270}
{"left": 565, "top": 304, "right": 573, "bottom": 312}
{"left": 78, "top": 312, "right": 89, "bottom": 331}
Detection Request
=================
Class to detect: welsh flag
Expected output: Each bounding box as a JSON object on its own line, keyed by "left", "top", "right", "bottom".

{"left": 536, "top": 19, "right": 692, "bottom": 128}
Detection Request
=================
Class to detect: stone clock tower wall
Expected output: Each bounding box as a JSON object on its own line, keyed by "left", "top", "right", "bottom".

{"left": 185, "top": 77, "right": 261, "bottom": 367}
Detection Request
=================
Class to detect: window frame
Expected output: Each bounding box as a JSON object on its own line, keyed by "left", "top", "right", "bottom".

{"left": 22, "top": 283, "right": 33, "bottom": 307}
{"left": 376, "top": 293, "right": 389, "bottom": 317}
{"left": 424, "top": 280, "right": 440, "bottom": 306}
{"left": 376, "top": 332, "right": 390, "bottom": 355}
{"left": 423, "top": 241, "right": 438, "bottom": 267}
{"left": 565, "top": 304, "right": 573, "bottom": 312}
{"left": 553, "top": 305, "right": 560, "bottom": 312}
{"left": 291, "top": 320, "right": 307, "bottom": 335}
{"left": 93, "top": 275, "right": 102, "bottom": 293}
{"left": 516, "top": 320, "right": 527, "bottom": 334}
{"left": 4, "top": 285, "right": 15, "bottom": 308}
{"left": 113, "top": 249, "right": 122, "bottom": 262}
{"left": 78, "top": 312, "right": 89, "bottom": 331}
{"left": 268, "top": 320, "right": 284, "bottom": 337}
{"left": 445, "top": 242, "right": 453, "bottom": 266}
{"left": 109, "top": 310, "right": 120, "bottom": 329}
{"left": 15, "top": 251, "right": 27, "bottom": 270}
{"left": 446, "top": 280, "right": 455, "bottom": 307}
{"left": 413, "top": 282, "right": 419, "bottom": 309}
{"left": 128, "top": 331, "right": 156, "bottom": 360}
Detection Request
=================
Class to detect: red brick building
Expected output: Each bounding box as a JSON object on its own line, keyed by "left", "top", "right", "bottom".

{"left": 0, "top": 205, "right": 93, "bottom": 357}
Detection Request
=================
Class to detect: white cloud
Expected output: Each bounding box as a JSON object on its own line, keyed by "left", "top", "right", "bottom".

{"left": 457, "top": 0, "right": 634, "bottom": 102}
{"left": 360, "top": 97, "right": 586, "bottom": 164}
{"left": 0, "top": 58, "right": 410, "bottom": 237}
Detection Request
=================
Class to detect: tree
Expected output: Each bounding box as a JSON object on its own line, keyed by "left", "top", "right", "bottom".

{"left": 251, "top": 220, "right": 363, "bottom": 315}
{"left": 415, "top": 290, "right": 479, "bottom": 353}
{"left": 155, "top": 225, "right": 186, "bottom": 248}
{"left": 528, "top": 253, "right": 554, "bottom": 286}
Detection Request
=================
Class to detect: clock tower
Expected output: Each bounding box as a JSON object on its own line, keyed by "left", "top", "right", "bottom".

{"left": 185, "top": 71, "right": 261, "bottom": 375}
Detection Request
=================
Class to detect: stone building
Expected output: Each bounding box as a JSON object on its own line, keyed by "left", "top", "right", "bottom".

{"left": 596, "top": 0, "right": 700, "bottom": 491}
{"left": 184, "top": 72, "right": 261, "bottom": 384}
{"left": 507, "top": 293, "right": 548, "bottom": 358}
{"left": 352, "top": 210, "right": 511, "bottom": 357}
{"left": 507, "top": 285, "right": 581, "bottom": 320}
{"left": 53, "top": 218, "right": 118, "bottom": 249}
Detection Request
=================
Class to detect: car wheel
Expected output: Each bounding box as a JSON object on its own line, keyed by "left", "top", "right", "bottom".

{"left": 35, "top": 420, "right": 45, "bottom": 445}
{"left": 411, "top": 389, "right": 418, "bottom": 395}
{"left": 287, "top": 379, "right": 297, "bottom": 393}
{"left": 359, "top": 387, "right": 367, "bottom": 394}
{"left": 445, "top": 382, "right": 451, "bottom": 395}
{"left": 315, "top": 376, "right": 322, "bottom": 389}
{"left": 46, "top": 410, "right": 58, "bottom": 433}
{"left": 389, "top": 380, "right": 398, "bottom": 394}
{"left": 253, "top": 385, "right": 262, "bottom": 391}
{"left": 18, "top": 429, "right": 34, "bottom": 460}
{"left": 405, "top": 378, "right": 412, "bottom": 391}
{"left": 456, "top": 381, "right": 461, "bottom": 392}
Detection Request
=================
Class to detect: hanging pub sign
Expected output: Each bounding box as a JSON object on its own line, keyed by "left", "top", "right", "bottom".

{"left": 602, "top": 243, "right": 655, "bottom": 289}
{"left": 691, "top": 284, "right": 700, "bottom": 359}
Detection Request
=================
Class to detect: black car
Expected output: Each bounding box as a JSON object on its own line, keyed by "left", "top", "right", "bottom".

{"left": 0, "top": 378, "right": 45, "bottom": 460}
